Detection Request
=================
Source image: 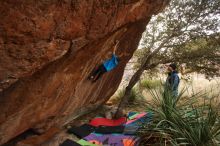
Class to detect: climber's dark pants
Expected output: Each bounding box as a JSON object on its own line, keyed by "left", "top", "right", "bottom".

{"left": 89, "top": 64, "right": 107, "bottom": 82}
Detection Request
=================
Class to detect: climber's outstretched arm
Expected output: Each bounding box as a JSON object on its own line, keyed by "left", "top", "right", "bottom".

{"left": 113, "top": 40, "right": 119, "bottom": 54}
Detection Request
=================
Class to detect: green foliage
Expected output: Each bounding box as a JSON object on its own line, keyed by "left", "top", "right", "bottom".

{"left": 136, "top": 0, "right": 220, "bottom": 78}
{"left": 140, "top": 79, "right": 162, "bottom": 89}
{"left": 128, "top": 87, "right": 138, "bottom": 103}
{"left": 129, "top": 87, "right": 144, "bottom": 104}
{"left": 133, "top": 48, "right": 151, "bottom": 70}
{"left": 172, "top": 36, "right": 220, "bottom": 77}
{"left": 112, "top": 87, "right": 143, "bottom": 104}
{"left": 139, "top": 87, "right": 220, "bottom": 146}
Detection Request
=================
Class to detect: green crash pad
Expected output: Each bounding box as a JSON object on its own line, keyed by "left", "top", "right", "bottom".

{"left": 77, "top": 139, "right": 99, "bottom": 146}
{"left": 128, "top": 113, "right": 140, "bottom": 120}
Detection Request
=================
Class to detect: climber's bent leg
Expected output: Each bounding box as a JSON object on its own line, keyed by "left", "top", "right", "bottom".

{"left": 88, "top": 66, "right": 100, "bottom": 80}
{"left": 92, "top": 64, "right": 107, "bottom": 82}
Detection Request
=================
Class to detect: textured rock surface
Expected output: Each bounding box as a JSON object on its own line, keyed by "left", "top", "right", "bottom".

{"left": 0, "top": 0, "right": 168, "bottom": 144}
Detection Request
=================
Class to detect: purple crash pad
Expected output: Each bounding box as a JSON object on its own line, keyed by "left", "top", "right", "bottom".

{"left": 84, "top": 133, "right": 140, "bottom": 146}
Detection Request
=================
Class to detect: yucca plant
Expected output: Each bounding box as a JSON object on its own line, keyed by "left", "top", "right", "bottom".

{"left": 139, "top": 86, "right": 220, "bottom": 146}
{"left": 110, "top": 87, "right": 144, "bottom": 105}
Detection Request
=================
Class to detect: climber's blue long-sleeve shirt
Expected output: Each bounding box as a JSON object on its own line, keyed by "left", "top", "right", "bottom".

{"left": 103, "top": 54, "right": 119, "bottom": 71}
{"left": 165, "top": 71, "right": 180, "bottom": 97}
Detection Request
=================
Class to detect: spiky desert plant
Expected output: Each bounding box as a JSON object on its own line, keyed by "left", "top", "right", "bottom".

{"left": 139, "top": 86, "right": 220, "bottom": 146}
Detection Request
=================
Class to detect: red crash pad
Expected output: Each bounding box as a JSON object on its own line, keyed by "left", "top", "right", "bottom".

{"left": 89, "top": 117, "right": 127, "bottom": 127}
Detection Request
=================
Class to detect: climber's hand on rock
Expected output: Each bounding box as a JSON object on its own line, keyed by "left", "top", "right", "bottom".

{"left": 115, "top": 40, "right": 120, "bottom": 48}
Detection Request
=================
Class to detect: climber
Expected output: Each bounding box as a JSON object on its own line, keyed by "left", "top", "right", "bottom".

{"left": 164, "top": 63, "right": 180, "bottom": 99}
{"left": 88, "top": 41, "right": 120, "bottom": 82}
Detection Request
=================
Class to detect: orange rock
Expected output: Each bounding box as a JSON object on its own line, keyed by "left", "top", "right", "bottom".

{"left": 16, "top": 127, "right": 60, "bottom": 146}
{"left": 0, "top": 0, "right": 169, "bottom": 144}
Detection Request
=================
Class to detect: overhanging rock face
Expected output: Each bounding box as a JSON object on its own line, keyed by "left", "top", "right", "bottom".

{"left": 0, "top": 0, "right": 169, "bottom": 144}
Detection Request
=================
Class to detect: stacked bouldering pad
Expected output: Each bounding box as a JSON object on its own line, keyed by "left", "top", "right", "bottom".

{"left": 60, "top": 112, "right": 153, "bottom": 146}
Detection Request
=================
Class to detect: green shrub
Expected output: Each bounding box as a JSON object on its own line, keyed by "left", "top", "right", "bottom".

{"left": 140, "top": 79, "right": 162, "bottom": 89}
{"left": 128, "top": 87, "right": 144, "bottom": 104}
{"left": 111, "top": 87, "right": 143, "bottom": 104}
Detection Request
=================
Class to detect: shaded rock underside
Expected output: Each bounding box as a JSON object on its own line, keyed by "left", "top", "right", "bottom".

{"left": 0, "top": 0, "right": 168, "bottom": 144}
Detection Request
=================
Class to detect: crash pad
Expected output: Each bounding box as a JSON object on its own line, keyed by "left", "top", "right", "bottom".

{"left": 84, "top": 133, "right": 140, "bottom": 146}
{"left": 123, "top": 126, "right": 139, "bottom": 135}
{"left": 126, "top": 112, "right": 147, "bottom": 125}
{"left": 127, "top": 112, "right": 139, "bottom": 120}
{"left": 126, "top": 112, "right": 153, "bottom": 125}
{"left": 89, "top": 117, "right": 126, "bottom": 127}
{"left": 77, "top": 139, "right": 99, "bottom": 146}
{"left": 68, "top": 124, "right": 96, "bottom": 138}
{"left": 60, "top": 139, "right": 81, "bottom": 146}
{"left": 95, "top": 125, "right": 124, "bottom": 134}
{"left": 123, "top": 112, "right": 153, "bottom": 135}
